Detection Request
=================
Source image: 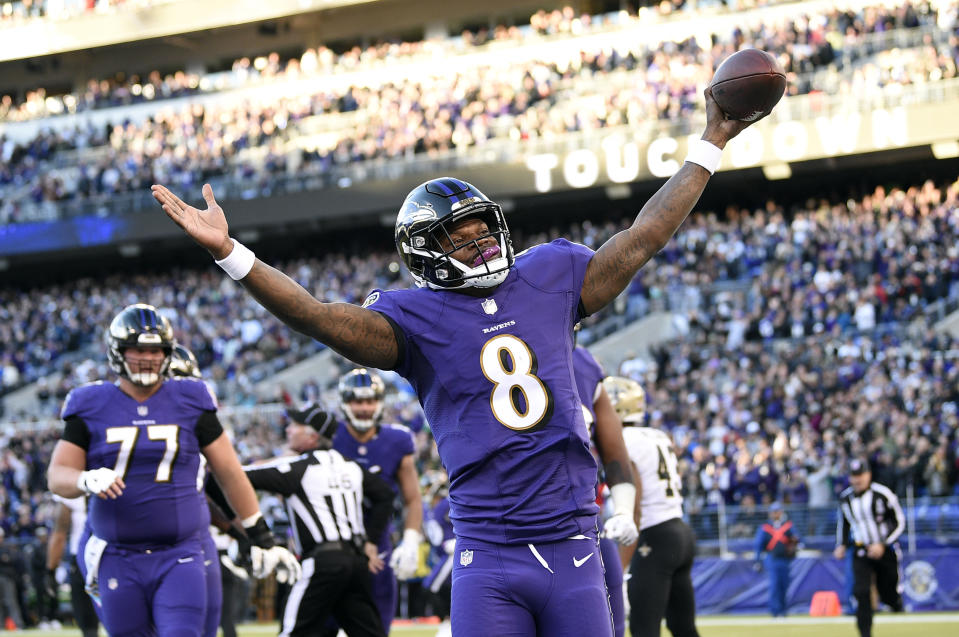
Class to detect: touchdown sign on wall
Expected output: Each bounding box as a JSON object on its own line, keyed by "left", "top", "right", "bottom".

{"left": 523, "top": 102, "right": 956, "bottom": 193}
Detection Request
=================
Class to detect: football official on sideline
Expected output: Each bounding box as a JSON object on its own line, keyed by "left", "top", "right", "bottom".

{"left": 243, "top": 405, "right": 395, "bottom": 637}
{"left": 834, "top": 458, "right": 905, "bottom": 637}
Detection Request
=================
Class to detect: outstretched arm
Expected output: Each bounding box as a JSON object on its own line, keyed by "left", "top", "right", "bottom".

{"left": 580, "top": 89, "right": 753, "bottom": 314}
{"left": 152, "top": 184, "right": 399, "bottom": 369}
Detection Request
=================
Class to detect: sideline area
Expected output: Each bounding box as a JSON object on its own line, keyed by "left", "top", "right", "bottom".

{"left": 27, "top": 613, "right": 956, "bottom": 637}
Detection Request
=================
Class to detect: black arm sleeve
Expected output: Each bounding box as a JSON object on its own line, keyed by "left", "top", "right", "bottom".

{"left": 243, "top": 458, "right": 308, "bottom": 497}
{"left": 61, "top": 417, "right": 90, "bottom": 450}
{"left": 195, "top": 411, "right": 225, "bottom": 447}
{"left": 205, "top": 478, "right": 237, "bottom": 520}
{"left": 376, "top": 312, "right": 407, "bottom": 371}
{"left": 578, "top": 299, "right": 589, "bottom": 319}
{"left": 362, "top": 469, "right": 395, "bottom": 545}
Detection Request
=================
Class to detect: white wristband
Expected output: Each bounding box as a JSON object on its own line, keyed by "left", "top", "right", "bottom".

{"left": 215, "top": 239, "right": 256, "bottom": 280}
{"left": 241, "top": 512, "right": 263, "bottom": 529}
{"left": 610, "top": 483, "right": 637, "bottom": 519}
{"left": 76, "top": 471, "right": 91, "bottom": 495}
{"left": 402, "top": 528, "right": 423, "bottom": 545}
{"left": 684, "top": 139, "right": 723, "bottom": 175}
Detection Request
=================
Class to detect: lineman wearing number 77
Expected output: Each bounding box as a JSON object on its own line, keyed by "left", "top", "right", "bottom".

{"left": 151, "top": 88, "right": 753, "bottom": 637}
{"left": 47, "top": 304, "right": 300, "bottom": 637}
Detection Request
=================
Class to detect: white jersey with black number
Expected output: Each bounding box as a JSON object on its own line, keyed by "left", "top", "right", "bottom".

{"left": 52, "top": 494, "right": 87, "bottom": 556}
{"left": 622, "top": 427, "right": 684, "bottom": 530}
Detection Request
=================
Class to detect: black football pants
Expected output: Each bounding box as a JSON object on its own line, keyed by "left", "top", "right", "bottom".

{"left": 852, "top": 546, "right": 903, "bottom": 637}
{"left": 280, "top": 548, "right": 384, "bottom": 637}
{"left": 628, "top": 518, "right": 700, "bottom": 637}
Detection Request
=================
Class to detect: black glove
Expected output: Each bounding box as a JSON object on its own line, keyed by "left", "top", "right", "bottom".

{"left": 43, "top": 569, "right": 58, "bottom": 599}
{"left": 227, "top": 525, "right": 253, "bottom": 571}
{"left": 244, "top": 516, "right": 276, "bottom": 549}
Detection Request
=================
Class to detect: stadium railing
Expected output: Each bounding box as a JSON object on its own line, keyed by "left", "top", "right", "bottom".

{"left": 689, "top": 495, "right": 959, "bottom": 557}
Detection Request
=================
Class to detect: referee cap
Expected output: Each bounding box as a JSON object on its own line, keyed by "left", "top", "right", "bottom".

{"left": 287, "top": 404, "right": 338, "bottom": 439}
{"left": 849, "top": 458, "right": 870, "bottom": 475}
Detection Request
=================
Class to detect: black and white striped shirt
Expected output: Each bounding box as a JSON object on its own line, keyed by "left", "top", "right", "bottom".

{"left": 243, "top": 449, "right": 393, "bottom": 557}
{"left": 837, "top": 481, "right": 905, "bottom": 547}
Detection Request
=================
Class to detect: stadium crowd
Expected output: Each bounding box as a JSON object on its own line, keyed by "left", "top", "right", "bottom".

{"left": 0, "top": 179, "right": 957, "bottom": 626}
{"left": 0, "top": 173, "right": 957, "bottom": 573}
{"left": 0, "top": 0, "right": 951, "bottom": 223}
{"left": 0, "top": 0, "right": 174, "bottom": 25}
{"left": 0, "top": 0, "right": 956, "bottom": 629}
{"left": 3, "top": 174, "right": 959, "bottom": 412}
{"left": 0, "top": 0, "right": 941, "bottom": 123}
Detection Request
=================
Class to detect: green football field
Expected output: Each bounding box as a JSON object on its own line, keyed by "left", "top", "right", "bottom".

{"left": 24, "top": 613, "right": 959, "bottom": 636}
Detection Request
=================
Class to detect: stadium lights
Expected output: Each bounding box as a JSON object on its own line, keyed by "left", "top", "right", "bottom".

{"left": 762, "top": 163, "right": 792, "bottom": 180}
{"left": 118, "top": 243, "right": 141, "bottom": 258}
{"left": 605, "top": 185, "right": 632, "bottom": 200}
{"left": 931, "top": 141, "right": 959, "bottom": 159}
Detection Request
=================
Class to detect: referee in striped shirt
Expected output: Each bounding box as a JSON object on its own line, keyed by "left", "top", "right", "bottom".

{"left": 833, "top": 458, "right": 905, "bottom": 637}
{"left": 243, "top": 405, "right": 394, "bottom": 637}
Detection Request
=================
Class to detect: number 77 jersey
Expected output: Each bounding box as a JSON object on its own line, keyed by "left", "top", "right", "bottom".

{"left": 622, "top": 426, "right": 684, "bottom": 530}
{"left": 364, "top": 239, "right": 601, "bottom": 544}
{"left": 60, "top": 378, "right": 216, "bottom": 547}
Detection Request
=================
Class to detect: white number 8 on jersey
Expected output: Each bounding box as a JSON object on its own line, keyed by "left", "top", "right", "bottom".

{"left": 480, "top": 334, "right": 553, "bottom": 431}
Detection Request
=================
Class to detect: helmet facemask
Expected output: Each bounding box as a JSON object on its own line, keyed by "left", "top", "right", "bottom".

{"left": 342, "top": 398, "right": 384, "bottom": 433}
{"left": 396, "top": 182, "right": 513, "bottom": 290}
{"left": 123, "top": 349, "right": 171, "bottom": 386}
{"left": 410, "top": 204, "right": 513, "bottom": 289}
{"left": 106, "top": 303, "right": 175, "bottom": 387}
{"left": 339, "top": 369, "right": 386, "bottom": 433}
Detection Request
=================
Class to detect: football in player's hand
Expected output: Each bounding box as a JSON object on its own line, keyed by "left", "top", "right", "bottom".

{"left": 709, "top": 49, "right": 787, "bottom": 122}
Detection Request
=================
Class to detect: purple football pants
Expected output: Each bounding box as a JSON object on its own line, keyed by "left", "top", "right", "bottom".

{"left": 78, "top": 536, "right": 207, "bottom": 637}
{"left": 600, "top": 537, "right": 625, "bottom": 637}
{"left": 201, "top": 533, "right": 222, "bottom": 637}
{"left": 451, "top": 532, "right": 613, "bottom": 637}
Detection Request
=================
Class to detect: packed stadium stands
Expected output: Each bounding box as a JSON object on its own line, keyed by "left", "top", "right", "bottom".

{"left": 0, "top": 0, "right": 957, "bottom": 630}
{"left": 0, "top": 0, "right": 952, "bottom": 224}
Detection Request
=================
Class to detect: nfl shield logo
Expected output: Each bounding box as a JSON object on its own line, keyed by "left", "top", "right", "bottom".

{"left": 460, "top": 549, "right": 473, "bottom": 566}
{"left": 137, "top": 406, "right": 148, "bottom": 416}
{"left": 481, "top": 299, "right": 497, "bottom": 315}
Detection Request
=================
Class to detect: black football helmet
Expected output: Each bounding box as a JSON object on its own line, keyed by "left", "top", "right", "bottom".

{"left": 338, "top": 368, "right": 386, "bottom": 432}
{"left": 169, "top": 344, "right": 202, "bottom": 378}
{"left": 106, "top": 303, "right": 175, "bottom": 386}
{"left": 395, "top": 177, "right": 514, "bottom": 289}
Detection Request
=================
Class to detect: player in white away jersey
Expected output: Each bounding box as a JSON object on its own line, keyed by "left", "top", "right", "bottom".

{"left": 603, "top": 377, "right": 700, "bottom": 637}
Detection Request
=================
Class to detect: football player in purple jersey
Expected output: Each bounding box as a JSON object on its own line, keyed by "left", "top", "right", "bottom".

{"left": 152, "top": 91, "right": 752, "bottom": 636}
{"left": 47, "top": 304, "right": 299, "bottom": 637}
{"left": 330, "top": 368, "right": 424, "bottom": 635}
{"left": 572, "top": 343, "right": 637, "bottom": 637}
{"left": 422, "top": 476, "right": 454, "bottom": 637}
{"left": 168, "top": 343, "right": 226, "bottom": 637}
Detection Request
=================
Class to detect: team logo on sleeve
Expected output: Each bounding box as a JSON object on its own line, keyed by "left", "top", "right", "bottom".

{"left": 460, "top": 549, "right": 473, "bottom": 566}
{"left": 362, "top": 292, "right": 380, "bottom": 308}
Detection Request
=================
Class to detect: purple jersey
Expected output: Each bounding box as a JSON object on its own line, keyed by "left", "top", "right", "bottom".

{"left": 425, "top": 497, "right": 454, "bottom": 555}
{"left": 331, "top": 422, "right": 415, "bottom": 495}
{"left": 573, "top": 345, "right": 605, "bottom": 430}
{"left": 364, "top": 239, "right": 600, "bottom": 544}
{"left": 423, "top": 496, "right": 455, "bottom": 592}
{"left": 62, "top": 378, "right": 216, "bottom": 547}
